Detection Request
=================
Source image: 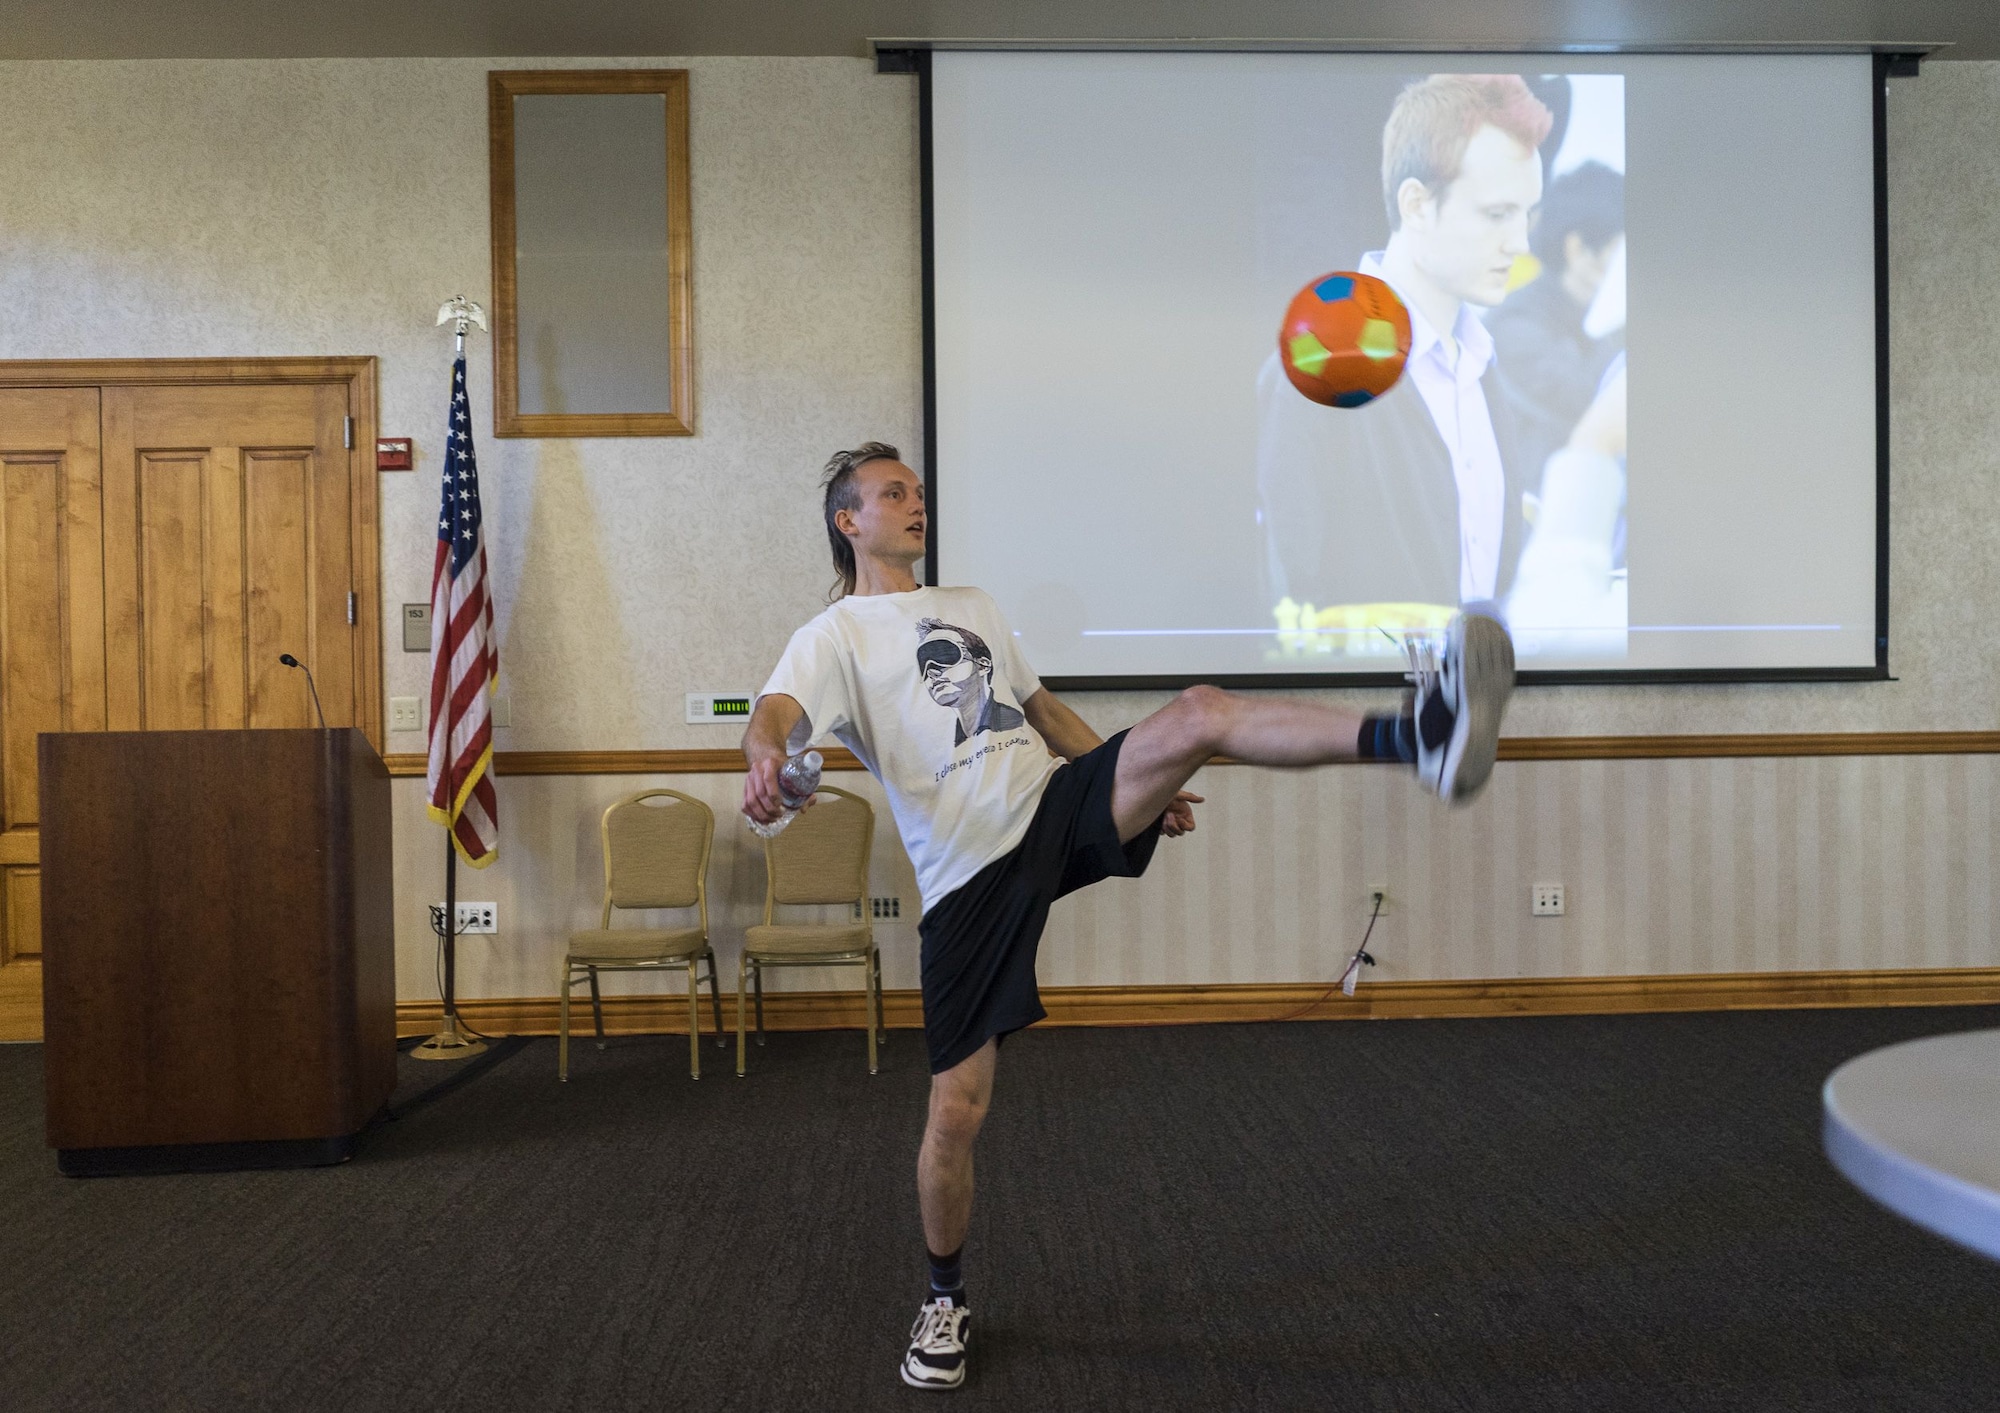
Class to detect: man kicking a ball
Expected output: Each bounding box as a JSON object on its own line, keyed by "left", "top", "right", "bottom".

{"left": 742, "top": 442, "right": 1515, "bottom": 1391}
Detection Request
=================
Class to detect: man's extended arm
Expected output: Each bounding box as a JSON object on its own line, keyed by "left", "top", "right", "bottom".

{"left": 1020, "top": 688, "right": 1102, "bottom": 763}
{"left": 742, "top": 692, "right": 806, "bottom": 824}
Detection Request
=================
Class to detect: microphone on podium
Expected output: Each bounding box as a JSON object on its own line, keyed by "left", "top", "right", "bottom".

{"left": 279, "top": 654, "right": 328, "bottom": 729}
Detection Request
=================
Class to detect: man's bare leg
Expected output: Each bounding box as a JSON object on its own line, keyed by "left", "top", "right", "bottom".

{"left": 1111, "top": 614, "right": 1516, "bottom": 840}
{"left": 902, "top": 1039, "right": 993, "bottom": 1389}
{"left": 1110, "top": 686, "right": 1367, "bottom": 842}
{"left": 918, "top": 1038, "right": 997, "bottom": 1259}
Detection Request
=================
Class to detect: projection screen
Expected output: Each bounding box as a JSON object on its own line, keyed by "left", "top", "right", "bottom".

{"left": 925, "top": 50, "right": 1887, "bottom": 685}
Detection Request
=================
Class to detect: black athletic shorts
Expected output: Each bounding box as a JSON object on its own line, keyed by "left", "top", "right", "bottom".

{"left": 919, "top": 729, "right": 1165, "bottom": 1074}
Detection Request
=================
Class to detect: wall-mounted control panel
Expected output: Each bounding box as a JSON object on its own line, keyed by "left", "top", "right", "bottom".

{"left": 686, "top": 693, "right": 754, "bottom": 724}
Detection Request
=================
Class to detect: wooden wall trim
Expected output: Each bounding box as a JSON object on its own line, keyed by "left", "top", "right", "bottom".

{"left": 1498, "top": 731, "right": 2000, "bottom": 760}
{"left": 396, "top": 966, "right": 2000, "bottom": 1038}
{"left": 381, "top": 747, "right": 863, "bottom": 776}
{"left": 346, "top": 359, "right": 384, "bottom": 750}
{"left": 0, "top": 357, "right": 378, "bottom": 387}
{"left": 379, "top": 732, "right": 2000, "bottom": 778}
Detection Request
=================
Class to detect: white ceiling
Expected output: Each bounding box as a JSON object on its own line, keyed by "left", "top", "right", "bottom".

{"left": 0, "top": 0, "right": 1982, "bottom": 62}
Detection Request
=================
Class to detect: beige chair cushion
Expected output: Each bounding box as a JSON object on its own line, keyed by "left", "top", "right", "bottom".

{"left": 743, "top": 923, "right": 873, "bottom": 959}
{"left": 566, "top": 926, "right": 708, "bottom": 964}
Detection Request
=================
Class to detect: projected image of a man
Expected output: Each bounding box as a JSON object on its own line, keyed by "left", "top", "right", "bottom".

{"left": 1258, "top": 74, "right": 1553, "bottom": 628}
{"left": 1380, "top": 87, "right": 1547, "bottom": 325}
{"left": 918, "top": 619, "right": 1026, "bottom": 746}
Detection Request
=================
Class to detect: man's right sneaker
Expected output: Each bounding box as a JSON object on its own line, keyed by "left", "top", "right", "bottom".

{"left": 901, "top": 1295, "right": 970, "bottom": 1391}
{"left": 1409, "top": 612, "right": 1514, "bottom": 804}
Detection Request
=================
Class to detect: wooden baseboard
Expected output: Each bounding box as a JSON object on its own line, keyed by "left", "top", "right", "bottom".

{"left": 395, "top": 966, "right": 2000, "bottom": 1039}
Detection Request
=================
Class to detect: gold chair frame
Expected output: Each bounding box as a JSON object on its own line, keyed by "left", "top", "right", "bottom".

{"left": 737, "top": 784, "right": 886, "bottom": 1076}
{"left": 560, "top": 788, "right": 726, "bottom": 1080}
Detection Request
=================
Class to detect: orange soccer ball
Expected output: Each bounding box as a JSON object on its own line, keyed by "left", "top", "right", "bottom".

{"left": 1277, "top": 271, "right": 1412, "bottom": 408}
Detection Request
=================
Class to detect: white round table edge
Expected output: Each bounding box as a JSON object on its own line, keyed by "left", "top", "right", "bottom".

{"left": 1822, "top": 1034, "right": 2000, "bottom": 1264}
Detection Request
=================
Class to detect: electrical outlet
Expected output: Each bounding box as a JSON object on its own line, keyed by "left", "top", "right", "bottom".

{"left": 435, "top": 901, "right": 496, "bottom": 933}
{"left": 1531, "top": 883, "right": 1565, "bottom": 917}
{"left": 855, "top": 897, "right": 903, "bottom": 921}
{"left": 1365, "top": 883, "right": 1390, "bottom": 916}
{"left": 389, "top": 696, "right": 421, "bottom": 731}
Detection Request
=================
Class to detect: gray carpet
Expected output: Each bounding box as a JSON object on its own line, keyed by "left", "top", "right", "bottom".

{"left": 4, "top": 1006, "right": 1999, "bottom": 1411}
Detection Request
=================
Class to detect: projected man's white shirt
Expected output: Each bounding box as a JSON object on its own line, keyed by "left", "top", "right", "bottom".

{"left": 1360, "top": 250, "right": 1505, "bottom": 603}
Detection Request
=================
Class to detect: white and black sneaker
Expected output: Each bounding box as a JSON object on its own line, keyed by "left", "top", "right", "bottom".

{"left": 901, "top": 1295, "right": 970, "bottom": 1390}
{"left": 1408, "top": 612, "right": 1514, "bottom": 804}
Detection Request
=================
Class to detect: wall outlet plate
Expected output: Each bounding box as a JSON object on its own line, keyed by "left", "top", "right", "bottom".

{"left": 1531, "top": 883, "right": 1566, "bottom": 917}
{"left": 1365, "top": 883, "right": 1390, "bottom": 916}
{"left": 436, "top": 901, "right": 496, "bottom": 933}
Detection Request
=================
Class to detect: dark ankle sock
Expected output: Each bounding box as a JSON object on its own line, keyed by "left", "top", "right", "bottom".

{"left": 927, "top": 1245, "right": 965, "bottom": 1303}
{"left": 1417, "top": 687, "right": 1455, "bottom": 751}
{"left": 1356, "top": 709, "right": 1418, "bottom": 765}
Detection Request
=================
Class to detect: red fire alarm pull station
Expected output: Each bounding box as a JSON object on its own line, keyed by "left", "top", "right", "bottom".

{"left": 376, "top": 438, "right": 414, "bottom": 471}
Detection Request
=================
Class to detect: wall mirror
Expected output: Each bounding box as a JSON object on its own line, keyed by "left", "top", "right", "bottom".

{"left": 488, "top": 70, "right": 693, "bottom": 436}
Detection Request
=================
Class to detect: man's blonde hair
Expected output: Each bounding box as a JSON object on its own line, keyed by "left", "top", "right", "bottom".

{"left": 820, "top": 441, "right": 901, "bottom": 602}
{"left": 1381, "top": 74, "right": 1554, "bottom": 230}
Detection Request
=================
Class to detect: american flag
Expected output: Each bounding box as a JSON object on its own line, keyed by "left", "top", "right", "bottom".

{"left": 425, "top": 354, "right": 499, "bottom": 866}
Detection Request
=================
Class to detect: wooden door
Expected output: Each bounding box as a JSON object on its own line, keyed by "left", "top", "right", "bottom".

{"left": 0, "top": 390, "right": 106, "bottom": 1036}
{"left": 103, "top": 384, "right": 357, "bottom": 733}
{"left": 0, "top": 367, "right": 374, "bottom": 1041}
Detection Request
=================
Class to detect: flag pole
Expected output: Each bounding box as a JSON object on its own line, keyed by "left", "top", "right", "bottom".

{"left": 412, "top": 297, "right": 490, "bottom": 1062}
{"left": 444, "top": 823, "right": 458, "bottom": 1023}
{"left": 432, "top": 813, "right": 470, "bottom": 1050}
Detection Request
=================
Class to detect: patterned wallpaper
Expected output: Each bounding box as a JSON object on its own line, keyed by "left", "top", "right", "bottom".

{"left": 2, "top": 57, "right": 1998, "bottom": 994}
{"left": 0, "top": 55, "right": 923, "bottom": 753}
{"left": 393, "top": 748, "right": 2000, "bottom": 999}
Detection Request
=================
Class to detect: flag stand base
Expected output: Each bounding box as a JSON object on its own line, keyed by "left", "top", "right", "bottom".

{"left": 409, "top": 1014, "right": 487, "bottom": 1061}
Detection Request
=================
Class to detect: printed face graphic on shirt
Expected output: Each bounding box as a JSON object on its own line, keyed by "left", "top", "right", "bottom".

{"left": 915, "top": 617, "right": 1026, "bottom": 749}
{"left": 917, "top": 630, "right": 982, "bottom": 707}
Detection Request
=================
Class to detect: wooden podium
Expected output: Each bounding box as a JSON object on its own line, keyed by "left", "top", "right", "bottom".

{"left": 39, "top": 729, "right": 396, "bottom": 1175}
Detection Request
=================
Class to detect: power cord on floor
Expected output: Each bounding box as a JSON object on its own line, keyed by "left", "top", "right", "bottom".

{"left": 428, "top": 903, "right": 499, "bottom": 1041}
{"left": 1269, "top": 894, "right": 1381, "bottom": 1024}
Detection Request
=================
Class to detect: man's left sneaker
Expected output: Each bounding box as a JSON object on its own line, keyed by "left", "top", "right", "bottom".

{"left": 901, "top": 1295, "right": 970, "bottom": 1391}
{"left": 1410, "top": 612, "right": 1514, "bottom": 804}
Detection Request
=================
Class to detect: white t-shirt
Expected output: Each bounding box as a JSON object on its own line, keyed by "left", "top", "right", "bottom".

{"left": 758, "top": 586, "right": 1062, "bottom": 911}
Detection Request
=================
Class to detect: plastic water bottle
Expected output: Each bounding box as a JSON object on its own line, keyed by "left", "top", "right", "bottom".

{"left": 747, "top": 750, "right": 822, "bottom": 838}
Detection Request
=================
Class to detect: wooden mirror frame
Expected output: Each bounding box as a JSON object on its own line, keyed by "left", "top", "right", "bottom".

{"left": 487, "top": 69, "right": 694, "bottom": 437}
